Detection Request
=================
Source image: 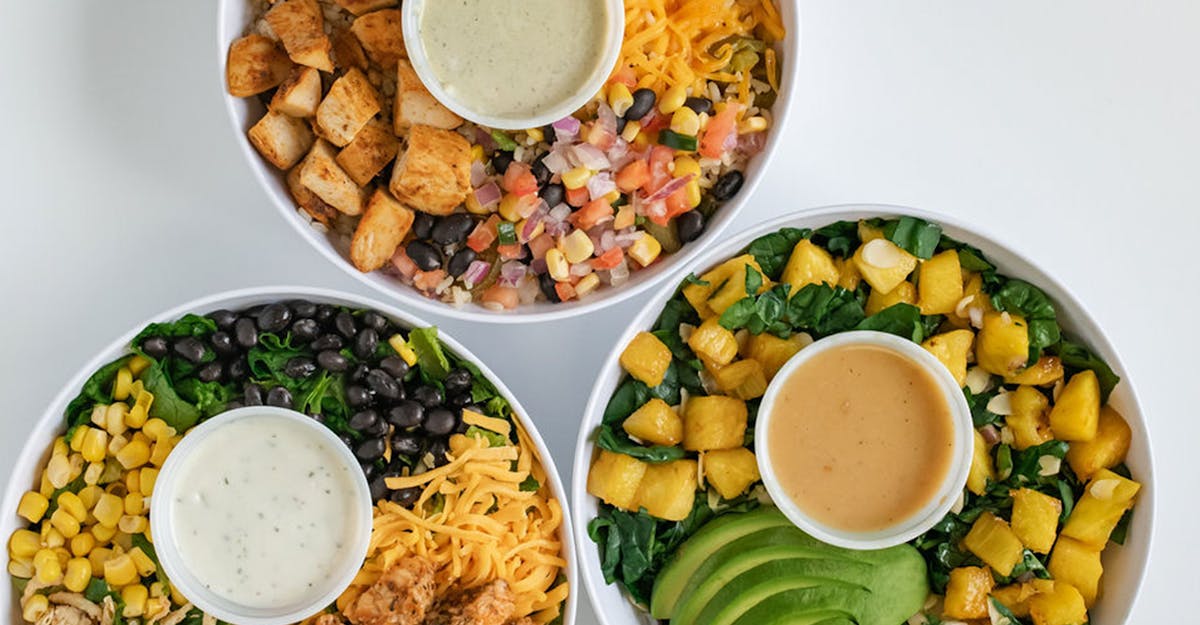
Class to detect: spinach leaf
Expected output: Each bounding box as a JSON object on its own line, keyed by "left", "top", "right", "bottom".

{"left": 465, "top": 425, "right": 508, "bottom": 447}
{"left": 744, "top": 265, "right": 763, "bottom": 295}
{"left": 1052, "top": 339, "right": 1120, "bottom": 402}
{"left": 407, "top": 327, "right": 451, "bottom": 381}
{"left": 132, "top": 313, "right": 217, "bottom": 346}
{"left": 84, "top": 578, "right": 128, "bottom": 625}
{"left": 142, "top": 361, "right": 201, "bottom": 431}
{"left": 64, "top": 355, "right": 132, "bottom": 432}
{"left": 744, "top": 227, "right": 810, "bottom": 278}
{"left": 810, "top": 220, "right": 859, "bottom": 257}
{"left": 519, "top": 475, "right": 541, "bottom": 492}
{"left": 964, "top": 387, "right": 1004, "bottom": 427}
{"left": 718, "top": 285, "right": 790, "bottom": 336}
{"left": 855, "top": 303, "right": 925, "bottom": 342}
{"left": 785, "top": 283, "right": 865, "bottom": 336}
{"left": 882, "top": 216, "right": 942, "bottom": 259}
{"left": 1110, "top": 508, "right": 1133, "bottom": 545}
{"left": 1010, "top": 440, "right": 1070, "bottom": 486}
{"left": 174, "top": 378, "right": 235, "bottom": 418}
{"left": 131, "top": 533, "right": 172, "bottom": 589}
{"left": 682, "top": 273, "right": 709, "bottom": 287}
{"left": 989, "top": 597, "right": 1028, "bottom": 625}
{"left": 596, "top": 426, "right": 686, "bottom": 463}
{"left": 991, "top": 279, "right": 1062, "bottom": 363}
{"left": 603, "top": 379, "right": 651, "bottom": 424}
{"left": 652, "top": 298, "right": 699, "bottom": 362}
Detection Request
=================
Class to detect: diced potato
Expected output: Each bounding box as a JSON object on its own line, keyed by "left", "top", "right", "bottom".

{"left": 1048, "top": 537, "right": 1103, "bottom": 607}
{"left": 710, "top": 359, "right": 768, "bottom": 400}
{"left": 265, "top": 0, "right": 333, "bottom": 72}
{"left": 943, "top": 566, "right": 994, "bottom": 620}
{"left": 333, "top": 0, "right": 397, "bottom": 16}
{"left": 917, "top": 250, "right": 964, "bottom": 315}
{"left": 226, "top": 34, "right": 292, "bottom": 98}
{"left": 963, "top": 512, "right": 1024, "bottom": 576}
{"left": 286, "top": 165, "right": 339, "bottom": 226}
{"left": 389, "top": 124, "right": 472, "bottom": 215}
{"left": 586, "top": 450, "right": 647, "bottom": 511}
{"left": 395, "top": 59, "right": 464, "bottom": 131}
{"left": 634, "top": 460, "right": 697, "bottom": 521}
{"left": 864, "top": 281, "right": 915, "bottom": 316}
{"left": 1066, "top": 406, "right": 1132, "bottom": 481}
{"left": 316, "top": 68, "right": 381, "bottom": 147}
{"left": 350, "top": 190, "right": 414, "bottom": 272}
{"left": 781, "top": 239, "right": 838, "bottom": 290}
{"left": 1048, "top": 371, "right": 1100, "bottom": 441}
{"left": 834, "top": 257, "right": 861, "bottom": 290}
{"left": 1007, "top": 385, "right": 1053, "bottom": 450}
{"left": 337, "top": 120, "right": 400, "bottom": 186}
{"left": 966, "top": 429, "right": 995, "bottom": 496}
{"left": 1028, "top": 582, "right": 1088, "bottom": 625}
{"left": 1011, "top": 488, "right": 1061, "bottom": 554}
{"left": 248, "top": 111, "right": 314, "bottom": 170}
{"left": 299, "top": 140, "right": 367, "bottom": 215}
{"left": 331, "top": 27, "right": 369, "bottom": 71}
{"left": 1061, "top": 468, "right": 1140, "bottom": 549}
{"left": 1005, "top": 356, "right": 1065, "bottom": 386}
{"left": 921, "top": 329, "right": 974, "bottom": 387}
{"left": 622, "top": 398, "right": 683, "bottom": 446}
{"left": 746, "top": 332, "right": 811, "bottom": 379}
{"left": 683, "top": 396, "right": 747, "bottom": 451}
{"left": 351, "top": 9, "right": 404, "bottom": 69}
{"left": 269, "top": 66, "right": 322, "bottom": 118}
{"left": 704, "top": 448, "right": 759, "bottom": 500}
{"left": 975, "top": 311, "right": 1030, "bottom": 376}
{"left": 619, "top": 332, "right": 672, "bottom": 387}
{"left": 688, "top": 318, "right": 739, "bottom": 367}
{"left": 852, "top": 239, "right": 918, "bottom": 294}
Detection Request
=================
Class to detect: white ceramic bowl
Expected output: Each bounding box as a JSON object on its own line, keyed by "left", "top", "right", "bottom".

{"left": 215, "top": 2, "right": 802, "bottom": 323}
{"left": 1, "top": 286, "right": 578, "bottom": 625}
{"left": 571, "top": 205, "right": 1155, "bottom": 625}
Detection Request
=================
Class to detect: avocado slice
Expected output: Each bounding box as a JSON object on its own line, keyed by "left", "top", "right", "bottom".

{"left": 682, "top": 560, "right": 870, "bottom": 625}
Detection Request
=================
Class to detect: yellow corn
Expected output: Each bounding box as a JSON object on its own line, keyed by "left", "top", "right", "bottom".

{"left": 113, "top": 368, "right": 133, "bottom": 401}
{"left": 517, "top": 217, "right": 545, "bottom": 242}
{"left": 633, "top": 129, "right": 655, "bottom": 149}
{"left": 9, "top": 557, "right": 33, "bottom": 578}
{"left": 685, "top": 181, "right": 702, "bottom": 208}
{"left": 674, "top": 156, "right": 701, "bottom": 177}
{"left": 575, "top": 274, "right": 601, "bottom": 298}
{"left": 83, "top": 462, "right": 104, "bottom": 486}
{"left": 34, "top": 548, "right": 63, "bottom": 584}
{"left": 64, "top": 557, "right": 91, "bottom": 592}
{"left": 603, "top": 189, "right": 621, "bottom": 204}
{"left": 40, "top": 525, "right": 64, "bottom": 549}
{"left": 526, "top": 127, "right": 544, "bottom": 143}
{"left": 78, "top": 484, "right": 102, "bottom": 510}
{"left": 118, "top": 515, "right": 148, "bottom": 535}
{"left": 738, "top": 116, "right": 769, "bottom": 134}
{"left": 39, "top": 470, "right": 54, "bottom": 497}
{"left": 106, "top": 403, "right": 130, "bottom": 436}
{"left": 22, "top": 593, "right": 49, "bottom": 623}
{"left": 470, "top": 144, "right": 485, "bottom": 162}
{"left": 50, "top": 509, "right": 81, "bottom": 539}
{"left": 561, "top": 167, "right": 593, "bottom": 190}
{"left": 17, "top": 491, "right": 49, "bottom": 523}
{"left": 150, "top": 581, "right": 166, "bottom": 598}
{"left": 464, "top": 188, "right": 487, "bottom": 215}
{"left": 129, "top": 547, "right": 156, "bottom": 576}
{"left": 628, "top": 233, "right": 663, "bottom": 267}
{"left": 91, "top": 523, "right": 117, "bottom": 544}
{"left": 146, "top": 597, "right": 170, "bottom": 620}
{"left": 122, "top": 584, "right": 149, "bottom": 617}
{"left": 94, "top": 493, "right": 123, "bottom": 528}
{"left": 90, "top": 405, "right": 108, "bottom": 427}
{"left": 545, "top": 249, "right": 569, "bottom": 282}
{"left": 52, "top": 437, "right": 69, "bottom": 458}
{"left": 670, "top": 107, "right": 701, "bottom": 136}
{"left": 123, "top": 493, "right": 144, "bottom": 516}
{"left": 139, "top": 468, "right": 158, "bottom": 497}
{"left": 69, "top": 427, "right": 87, "bottom": 453}
{"left": 608, "top": 83, "right": 634, "bottom": 117}
{"left": 131, "top": 431, "right": 150, "bottom": 446}
{"left": 9, "top": 529, "right": 40, "bottom": 558}
{"left": 82, "top": 428, "right": 109, "bottom": 463}
{"left": 124, "top": 471, "right": 141, "bottom": 497}
{"left": 107, "top": 434, "right": 128, "bottom": 457}
{"left": 141, "top": 419, "right": 172, "bottom": 443}
{"left": 498, "top": 193, "right": 523, "bottom": 222}
{"left": 128, "top": 355, "right": 151, "bottom": 377}
{"left": 621, "top": 120, "right": 642, "bottom": 143}
{"left": 46, "top": 454, "right": 73, "bottom": 489}
{"left": 143, "top": 526, "right": 154, "bottom": 545}
{"left": 125, "top": 405, "right": 148, "bottom": 429}
{"left": 70, "top": 531, "right": 95, "bottom": 558}
{"left": 104, "top": 553, "right": 138, "bottom": 587}
{"left": 659, "top": 85, "right": 688, "bottom": 114}
{"left": 560, "top": 230, "right": 595, "bottom": 264}
{"left": 116, "top": 439, "right": 150, "bottom": 470}
{"left": 149, "top": 439, "right": 174, "bottom": 467}
{"left": 88, "top": 548, "right": 112, "bottom": 576}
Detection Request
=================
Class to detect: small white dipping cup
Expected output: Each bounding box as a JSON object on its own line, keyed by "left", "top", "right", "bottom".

{"left": 755, "top": 330, "right": 974, "bottom": 550}
{"left": 149, "top": 406, "right": 372, "bottom": 625}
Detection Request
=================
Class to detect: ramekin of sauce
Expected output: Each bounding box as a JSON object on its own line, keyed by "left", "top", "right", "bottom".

{"left": 756, "top": 331, "right": 974, "bottom": 550}
{"left": 402, "top": 0, "right": 625, "bottom": 129}
{"left": 150, "top": 407, "right": 372, "bottom": 625}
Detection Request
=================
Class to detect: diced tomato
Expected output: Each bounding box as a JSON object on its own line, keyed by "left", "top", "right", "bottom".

{"left": 413, "top": 269, "right": 446, "bottom": 292}
{"left": 569, "top": 199, "right": 615, "bottom": 230}
{"left": 643, "top": 199, "right": 669, "bottom": 226}
{"left": 565, "top": 185, "right": 590, "bottom": 207}
{"left": 664, "top": 186, "right": 691, "bottom": 220}
{"left": 481, "top": 285, "right": 520, "bottom": 310}
{"left": 699, "top": 103, "right": 740, "bottom": 159}
{"left": 528, "top": 233, "right": 556, "bottom": 260}
{"left": 615, "top": 160, "right": 650, "bottom": 193}
{"left": 609, "top": 66, "right": 636, "bottom": 88}
{"left": 497, "top": 244, "right": 525, "bottom": 260}
{"left": 555, "top": 281, "right": 577, "bottom": 302}
{"left": 592, "top": 246, "right": 625, "bottom": 270}
{"left": 639, "top": 110, "right": 668, "bottom": 133}
{"left": 643, "top": 145, "right": 675, "bottom": 195}
{"left": 503, "top": 162, "right": 538, "bottom": 196}
{"left": 390, "top": 249, "right": 419, "bottom": 279}
{"left": 466, "top": 215, "right": 500, "bottom": 252}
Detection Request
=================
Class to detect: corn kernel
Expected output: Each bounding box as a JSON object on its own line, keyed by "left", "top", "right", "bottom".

{"left": 51, "top": 509, "right": 81, "bottom": 539}
{"left": 145, "top": 597, "right": 170, "bottom": 619}
{"left": 106, "top": 403, "right": 129, "bottom": 436}
{"left": 128, "top": 355, "right": 151, "bottom": 377}
{"left": 464, "top": 188, "right": 487, "bottom": 215}
{"left": 130, "top": 431, "right": 150, "bottom": 447}
{"left": 69, "top": 427, "right": 87, "bottom": 453}
{"left": 17, "top": 491, "right": 49, "bottom": 523}
{"left": 46, "top": 454, "right": 73, "bottom": 489}
{"left": 169, "top": 581, "right": 188, "bottom": 605}
{"left": 116, "top": 439, "right": 150, "bottom": 470}
{"left": 104, "top": 553, "right": 138, "bottom": 587}
{"left": 628, "top": 233, "right": 663, "bottom": 267}
{"left": 150, "top": 581, "right": 166, "bottom": 598}
{"left": 608, "top": 83, "right": 634, "bottom": 117}
{"left": 738, "top": 116, "right": 769, "bottom": 134}
{"left": 613, "top": 205, "right": 636, "bottom": 230}
{"left": 516, "top": 217, "right": 544, "bottom": 243}
{"left": 620, "top": 120, "right": 641, "bottom": 142}
{"left": 670, "top": 107, "right": 701, "bottom": 136}
{"left": 91, "top": 524, "right": 117, "bottom": 544}
{"left": 498, "top": 193, "right": 523, "bottom": 222}
{"left": 150, "top": 439, "right": 174, "bottom": 467}
{"left": 685, "top": 181, "right": 702, "bottom": 208}
{"left": 88, "top": 547, "right": 112, "bottom": 575}
{"left": 52, "top": 437, "right": 69, "bottom": 458}
{"left": 113, "top": 368, "right": 133, "bottom": 401}
{"left": 673, "top": 156, "right": 701, "bottom": 177}
{"left": 603, "top": 189, "right": 621, "bottom": 204}
{"left": 633, "top": 130, "right": 654, "bottom": 149}
{"left": 118, "top": 515, "right": 148, "bottom": 535}
{"left": 94, "top": 493, "right": 123, "bottom": 528}
{"left": 90, "top": 405, "right": 108, "bottom": 428}
{"left": 83, "top": 462, "right": 104, "bottom": 486}
{"left": 122, "top": 584, "right": 149, "bottom": 617}
{"left": 22, "top": 593, "right": 49, "bottom": 623}
{"left": 545, "top": 249, "right": 569, "bottom": 281}
{"left": 141, "top": 419, "right": 172, "bottom": 443}
{"left": 560, "top": 230, "right": 595, "bottom": 264}
{"left": 41, "top": 525, "right": 65, "bottom": 549}
{"left": 124, "top": 492, "right": 143, "bottom": 516}
{"left": 107, "top": 434, "right": 128, "bottom": 456}
{"left": 659, "top": 84, "right": 688, "bottom": 114}
{"left": 470, "top": 144, "right": 484, "bottom": 162}
{"left": 125, "top": 404, "right": 148, "bottom": 429}
{"left": 561, "top": 167, "right": 593, "bottom": 190}
{"left": 9, "top": 529, "right": 40, "bottom": 558}
{"left": 57, "top": 493, "right": 86, "bottom": 524}
{"left": 526, "top": 127, "right": 544, "bottom": 143}
{"left": 70, "top": 531, "right": 95, "bottom": 558}
{"left": 64, "top": 557, "right": 91, "bottom": 592}
{"left": 575, "top": 273, "right": 601, "bottom": 297}
{"left": 81, "top": 428, "right": 109, "bottom": 463}
{"left": 124, "top": 471, "right": 141, "bottom": 497}
{"left": 34, "top": 549, "right": 63, "bottom": 584}
{"left": 9, "top": 557, "right": 33, "bottom": 578}
{"left": 139, "top": 468, "right": 159, "bottom": 497}
{"left": 129, "top": 547, "right": 156, "bottom": 576}
{"left": 78, "top": 485, "right": 102, "bottom": 510}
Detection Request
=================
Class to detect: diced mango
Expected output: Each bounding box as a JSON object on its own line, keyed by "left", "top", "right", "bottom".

{"left": 946, "top": 272, "right": 996, "bottom": 330}
{"left": 1007, "top": 385, "right": 1053, "bottom": 450}
{"left": 622, "top": 398, "right": 683, "bottom": 446}
{"left": 633, "top": 460, "right": 697, "bottom": 521}
{"left": 1066, "top": 406, "right": 1132, "bottom": 480}
{"left": 703, "top": 448, "right": 760, "bottom": 499}
{"left": 620, "top": 332, "right": 673, "bottom": 387}
{"left": 1011, "top": 488, "right": 1062, "bottom": 554}
{"left": 917, "top": 250, "right": 964, "bottom": 315}
{"left": 857, "top": 220, "right": 884, "bottom": 242}
{"left": 943, "top": 566, "right": 994, "bottom": 620}
{"left": 688, "top": 318, "right": 739, "bottom": 367}
{"left": 921, "top": 330, "right": 974, "bottom": 387}
{"left": 707, "top": 256, "right": 772, "bottom": 316}
{"left": 963, "top": 512, "right": 1025, "bottom": 576}
{"left": 586, "top": 451, "right": 648, "bottom": 511}
{"left": 976, "top": 311, "right": 1030, "bottom": 375}
{"left": 683, "top": 396, "right": 747, "bottom": 451}
{"left": 1048, "top": 371, "right": 1100, "bottom": 442}
{"left": 834, "top": 257, "right": 861, "bottom": 290}
{"left": 1061, "top": 468, "right": 1140, "bottom": 549}
{"left": 853, "top": 239, "right": 918, "bottom": 294}
{"left": 864, "top": 281, "right": 916, "bottom": 316}
{"left": 1028, "top": 582, "right": 1088, "bottom": 625}
{"left": 710, "top": 359, "right": 768, "bottom": 400}
{"left": 991, "top": 583, "right": 1039, "bottom": 618}
{"left": 746, "top": 332, "right": 811, "bottom": 379}
{"left": 1005, "top": 356, "right": 1065, "bottom": 386}
{"left": 967, "top": 430, "right": 996, "bottom": 496}
{"left": 683, "top": 256, "right": 752, "bottom": 319}
{"left": 1047, "top": 536, "right": 1103, "bottom": 607}
{"left": 781, "top": 239, "right": 839, "bottom": 290}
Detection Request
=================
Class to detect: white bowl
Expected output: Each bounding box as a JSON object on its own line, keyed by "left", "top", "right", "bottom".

{"left": 571, "top": 205, "right": 1155, "bottom": 625}
{"left": 1, "top": 286, "right": 578, "bottom": 625}
{"left": 215, "top": 2, "right": 802, "bottom": 323}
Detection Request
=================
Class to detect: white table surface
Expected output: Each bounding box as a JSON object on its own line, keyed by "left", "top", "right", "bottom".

{"left": 2, "top": 0, "right": 1197, "bottom": 621}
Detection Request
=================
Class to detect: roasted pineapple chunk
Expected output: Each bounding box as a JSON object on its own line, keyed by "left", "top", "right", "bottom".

{"left": 864, "top": 281, "right": 916, "bottom": 316}
{"left": 852, "top": 239, "right": 918, "bottom": 294}
{"left": 683, "top": 396, "right": 747, "bottom": 451}
{"left": 921, "top": 329, "right": 974, "bottom": 387}
{"left": 703, "top": 448, "right": 760, "bottom": 499}
{"left": 634, "top": 460, "right": 697, "bottom": 521}
{"left": 1028, "top": 581, "right": 1088, "bottom": 625}
{"left": 1007, "top": 385, "right": 1053, "bottom": 450}
{"left": 857, "top": 220, "right": 885, "bottom": 242}
{"left": 991, "top": 583, "right": 1041, "bottom": 618}
{"left": 622, "top": 398, "right": 683, "bottom": 446}
{"left": 1066, "top": 405, "right": 1132, "bottom": 480}
{"left": 946, "top": 272, "right": 997, "bottom": 330}
{"left": 781, "top": 239, "right": 839, "bottom": 290}
{"left": 1048, "top": 537, "right": 1103, "bottom": 607}
{"left": 706, "top": 256, "right": 772, "bottom": 316}
{"left": 963, "top": 512, "right": 1025, "bottom": 576}
{"left": 710, "top": 359, "right": 768, "bottom": 400}
{"left": 1049, "top": 371, "right": 1100, "bottom": 441}
{"left": 967, "top": 429, "right": 995, "bottom": 495}
{"left": 746, "top": 332, "right": 811, "bottom": 379}
{"left": 917, "top": 250, "right": 964, "bottom": 315}
{"left": 943, "top": 566, "right": 994, "bottom": 620}
{"left": 975, "top": 311, "right": 1030, "bottom": 376}
{"left": 619, "top": 332, "right": 672, "bottom": 387}
{"left": 586, "top": 451, "right": 647, "bottom": 511}
{"left": 1061, "top": 468, "right": 1140, "bottom": 549}
{"left": 687, "top": 318, "right": 738, "bottom": 367}
{"left": 682, "top": 256, "right": 747, "bottom": 318}
{"left": 1005, "top": 356, "right": 1065, "bottom": 386}
{"left": 1011, "top": 488, "right": 1062, "bottom": 554}
{"left": 834, "top": 257, "right": 861, "bottom": 290}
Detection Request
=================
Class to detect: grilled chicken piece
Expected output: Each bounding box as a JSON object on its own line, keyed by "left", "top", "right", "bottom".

{"left": 424, "top": 580, "right": 517, "bottom": 625}
{"left": 344, "top": 556, "right": 437, "bottom": 625}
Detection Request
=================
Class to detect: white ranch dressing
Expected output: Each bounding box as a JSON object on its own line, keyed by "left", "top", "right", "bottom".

{"left": 167, "top": 414, "right": 362, "bottom": 609}
{"left": 418, "top": 0, "right": 610, "bottom": 119}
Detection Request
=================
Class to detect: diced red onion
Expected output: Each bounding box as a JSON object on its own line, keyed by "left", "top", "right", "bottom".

{"left": 599, "top": 228, "right": 617, "bottom": 252}
{"left": 548, "top": 203, "right": 572, "bottom": 223}
{"left": 590, "top": 104, "right": 618, "bottom": 149}
{"left": 587, "top": 171, "right": 617, "bottom": 200}
{"left": 462, "top": 260, "right": 491, "bottom": 287}
{"left": 552, "top": 116, "right": 581, "bottom": 140}
{"left": 609, "top": 259, "right": 630, "bottom": 285}
{"left": 646, "top": 173, "right": 695, "bottom": 202}
{"left": 571, "top": 143, "right": 611, "bottom": 170}
{"left": 469, "top": 160, "right": 488, "bottom": 187}
{"left": 520, "top": 210, "right": 545, "bottom": 240}
{"left": 516, "top": 274, "right": 540, "bottom": 304}
{"left": 498, "top": 261, "right": 527, "bottom": 287}
{"left": 529, "top": 258, "right": 548, "bottom": 274}
{"left": 515, "top": 196, "right": 546, "bottom": 220}
{"left": 980, "top": 424, "right": 1001, "bottom": 445}
{"left": 473, "top": 181, "right": 502, "bottom": 209}
{"left": 737, "top": 131, "right": 767, "bottom": 157}
{"left": 606, "top": 138, "right": 633, "bottom": 170}
{"left": 474, "top": 127, "right": 497, "bottom": 152}
{"left": 570, "top": 261, "right": 594, "bottom": 277}
{"left": 544, "top": 219, "right": 571, "bottom": 237}
{"left": 542, "top": 149, "right": 571, "bottom": 174}
{"left": 614, "top": 229, "right": 641, "bottom": 247}
{"left": 723, "top": 127, "right": 739, "bottom": 152}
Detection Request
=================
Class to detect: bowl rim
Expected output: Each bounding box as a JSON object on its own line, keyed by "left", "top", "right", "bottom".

{"left": 570, "top": 204, "right": 1157, "bottom": 625}
{"left": 0, "top": 286, "right": 578, "bottom": 625}
{"left": 214, "top": 1, "right": 803, "bottom": 323}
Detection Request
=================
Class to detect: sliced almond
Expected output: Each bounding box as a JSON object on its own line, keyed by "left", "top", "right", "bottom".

{"left": 861, "top": 238, "right": 906, "bottom": 269}
{"left": 968, "top": 306, "right": 984, "bottom": 329}
{"left": 965, "top": 366, "right": 994, "bottom": 395}
{"left": 1037, "top": 455, "right": 1062, "bottom": 477}
{"left": 987, "top": 391, "right": 1014, "bottom": 415}
{"left": 954, "top": 294, "right": 976, "bottom": 318}
{"left": 1089, "top": 478, "right": 1120, "bottom": 500}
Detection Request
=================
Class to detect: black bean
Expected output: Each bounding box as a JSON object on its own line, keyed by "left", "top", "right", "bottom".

{"left": 316, "top": 350, "right": 349, "bottom": 372}
{"left": 361, "top": 311, "right": 388, "bottom": 332}
{"left": 368, "top": 475, "right": 388, "bottom": 502}
{"left": 626, "top": 88, "right": 656, "bottom": 120}
{"left": 311, "top": 334, "right": 344, "bottom": 351}
{"left": 209, "top": 309, "right": 238, "bottom": 329}
{"left": 209, "top": 331, "right": 236, "bottom": 357}
{"left": 710, "top": 170, "right": 745, "bottom": 201}
{"left": 173, "top": 338, "right": 207, "bottom": 364}
{"left": 616, "top": 116, "right": 627, "bottom": 134}
{"left": 195, "top": 362, "right": 222, "bottom": 383}
{"left": 676, "top": 210, "right": 706, "bottom": 243}
{"left": 491, "top": 150, "right": 513, "bottom": 174}
{"left": 141, "top": 336, "right": 169, "bottom": 359}
{"left": 430, "top": 213, "right": 474, "bottom": 246}
{"left": 334, "top": 311, "right": 357, "bottom": 338}
{"left": 291, "top": 318, "right": 320, "bottom": 342}
{"left": 244, "top": 384, "right": 265, "bottom": 406}
{"left": 227, "top": 357, "right": 249, "bottom": 380}
{"left": 234, "top": 318, "right": 258, "bottom": 348}
{"left": 346, "top": 385, "right": 373, "bottom": 408}
{"left": 389, "top": 486, "right": 421, "bottom": 507}
{"left": 463, "top": 403, "right": 485, "bottom": 416}
{"left": 224, "top": 400, "right": 244, "bottom": 412}
{"left": 266, "top": 386, "right": 293, "bottom": 408}
{"left": 379, "top": 356, "right": 410, "bottom": 379}
{"left": 355, "top": 437, "right": 386, "bottom": 461}
{"left": 423, "top": 408, "right": 457, "bottom": 436}
{"left": 455, "top": 420, "right": 470, "bottom": 434}
{"left": 289, "top": 300, "right": 317, "bottom": 319}
{"left": 314, "top": 304, "right": 337, "bottom": 324}
{"left": 539, "top": 182, "right": 565, "bottom": 207}
{"left": 366, "top": 369, "right": 402, "bottom": 400}
{"left": 538, "top": 273, "right": 561, "bottom": 303}
{"left": 684, "top": 96, "right": 714, "bottom": 115}
{"left": 428, "top": 439, "right": 450, "bottom": 466}
{"left": 361, "top": 461, "right": 379, "bottom": 481}
{"left": 284, "top": 357, "right": 316, "bottom": 379}
{"left": 444, "top": 369, "right": 473, "bottom": 395}
{"left": 353, "top": 328, "right": 379, "bottom": 360}
{"left": 412, "top": 212, "right": 435, "bottom": 240}
{"left": 405, "top": 240, "right": 441, "bottom": 271}
{"left": 391, "top": 432, "right": 422, "bottom": 456}
{"left": 531, "top": 155, "right": 551, "bottom": 187}
{"left": 350, "top": 363, "right": 371, "bottom": 383}
{"left": 367, "top": 418, "right": 389, "bottom": 437}
{"left": 542, "top": 124, "right": 556, "bottom": 144}
{"left": 448, "top": 392, "right": 472, "bottom": 409}
{"left": 256, "top": 303, "right": 292, "bottom": 333}
{"left": 349, "top": 409, "right": 379, "bottom": 431}
{"left": 411, "top": 385, "right": 443, "bottom": 408}
{"left": 446, "top": 248, "right": 477, "bottom": 278}
{"left": 387, "top": 401, "right": 424, "bottom": 428}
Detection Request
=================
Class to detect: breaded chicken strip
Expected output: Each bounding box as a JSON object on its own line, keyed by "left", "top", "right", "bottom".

{"left": 344, "top": 556, "right": 437, "bottom": 625}
{"left": 424, "top": 580, "right": 516, "bottom": 625}
{"left": 315, "top": 615, "right": 346, "bottom": 625}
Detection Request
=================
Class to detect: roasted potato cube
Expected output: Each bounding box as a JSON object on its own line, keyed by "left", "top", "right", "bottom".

{"left": 622, "top": 398, "right": 683, "bottom": 446}
{"left": 316, "top": 68, "right": 381, "bottom": 147}
{"left": 687, "top": 318, "right": 738, "bottom": 367}
{"left": 962, "top": 512, "right": 1025, "bottom": 576}
{"left": 976, "top": 311, "right": 1030, "bottom": 376}
{"left": 864, "top": 281, "right": 916, "bottom": 316}
{"left": 266, "top": 0, "right": 333, "bottom": 72}
{"left": 352, "top": 9, "right": 405, "bottom": 69}
{"left": 1049, "top": 371, "right": 1100, "bottom": 441}
{"left": 586, "top": 451, "right": 647, "bottom": 511}
{"left": 1005, "top": 355, "right": 1065, "bottom": 386}
{"left": 350, "top": 190, "right": 414, "bottom": 272}
{"left": 852, "top": 238, "right": 918, "bottom": 294}
{"left": 1011, "top": 488, "right": 1062, "bottom": 554}
{"left": 746, "top": 332, "right": 811, "bottom": 379}
{"left": 703, "top": 448, "right": 759, "bottom": 499}
{"left": 710, "top": 359, "right": 768, "bottom": 400}
{"left": 943, "top": 566, "right": 994, "bottom": 620}
{"left": 966, "top": 429, "right": 996, "bottom": 495}
{"left": 917, "top": 250, "right": 964, "bottom": 315}
{"left": 226, "top": 34, "right": 292, "bottom": 97}
{"left": 619, "top": 332, "right": 672, "bottom": 387}
{"left": 331, "top": 27, "right": 369, "bottom": 71}
{"left": 299, "top": 140, "right": 367, "bottom": 215}
{"left": 389, "top": 124, "right": 472, "bottom": 215}
{"left": 286, "top": 165, "right": 339, "bottom": 226}
{"left": 1007, "top": 385, "right": 1053, "bottom": 450}
{"left": 395, "top": 59, "right": 464, "bottom": 131}
{"left": 633, "top": 460, "right": 697, "bottom": 521}
{"left": 1047, "top": 537, "right": 1103, "bottom": 607}
{"left": 781, "top": 239, "right": 838, "bottom": 290}
{"left": 1066, "top": 406, "right": 1132, "bottom": 480}
{"left": 1028, "top": 582, "right": 1088, "bottom": 625}
{"left": 921, "top": 329, "right": 974, "bottom": 387}
{"left": 248, "top": 111, "right": 315, "bottom": 170}
{"left": 270, "top": 66, "right": 322, "bottom": 118}
{"left": 333, "top": 0, "right": 397, "bottom": 16}
{"left": 336, "top": 120, "right": 399, "bottom": 186}
{"left": 683, "top": 396, "right": 747, "bottom": 451}
{"left": 1061, "top": 468, "right": 1140, "bottom": 549}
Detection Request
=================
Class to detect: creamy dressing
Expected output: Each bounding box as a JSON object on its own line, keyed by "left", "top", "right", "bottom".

{"left": 418, "top": 0, "right": 610, "bottom": 119}
{"left": 168, "top": 415, "right": 362, "bottom": 609}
